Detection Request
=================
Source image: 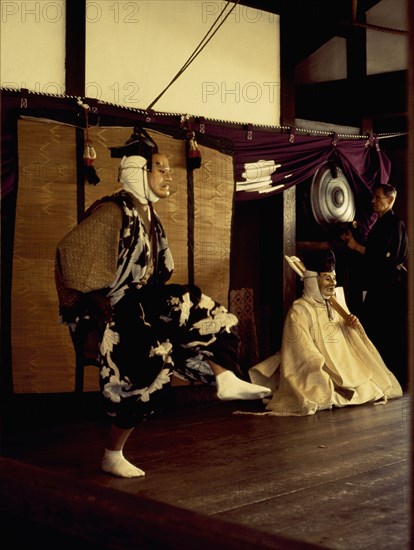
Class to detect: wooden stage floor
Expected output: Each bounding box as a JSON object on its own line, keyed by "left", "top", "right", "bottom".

{"left": 0, "top": 389, "right": 411, "bottom": 549}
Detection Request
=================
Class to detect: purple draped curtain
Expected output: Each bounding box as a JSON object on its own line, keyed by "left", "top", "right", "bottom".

{"left": 1, "top": 90, "right": 392, "bottom": 237}
{"left": 213, "top": 126, "right": 391, "bottom": 236}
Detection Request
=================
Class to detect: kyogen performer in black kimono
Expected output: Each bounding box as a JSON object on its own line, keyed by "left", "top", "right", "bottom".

{"left": 56, "top": 129, "right": 271, "bottom": 478}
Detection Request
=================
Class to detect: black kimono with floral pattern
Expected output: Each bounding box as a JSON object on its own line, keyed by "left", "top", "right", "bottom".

{"left": 97, "top": 191, "right": 240, "bottom": 428}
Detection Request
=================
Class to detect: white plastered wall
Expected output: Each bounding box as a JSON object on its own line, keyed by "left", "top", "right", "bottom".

{"left": 85, "top": 1, "right": 280, "bottom": 124}
{"left": 0, "top": 0, "right": 66, "bottom": 94}
{"left": 0, "top": 1, "right": 280, "bottom": 126}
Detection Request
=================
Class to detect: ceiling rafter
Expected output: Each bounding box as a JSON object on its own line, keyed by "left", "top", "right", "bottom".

{"left": 238, "top": 0, "right": 385, "bottom": 63}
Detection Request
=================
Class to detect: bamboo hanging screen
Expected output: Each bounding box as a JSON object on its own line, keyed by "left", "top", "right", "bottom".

{"left": 12, "top": 119, "right": 235, "bottom": 394}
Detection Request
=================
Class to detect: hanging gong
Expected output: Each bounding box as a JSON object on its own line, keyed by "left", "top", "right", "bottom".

{"left": 310, "top": 163, "right": 355, "bottom": 227}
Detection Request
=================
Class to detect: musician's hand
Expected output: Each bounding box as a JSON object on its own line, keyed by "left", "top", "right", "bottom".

{"left": 344, "top": 233, "right": 357, "bottom": 250}
{"left": 341, "top": 230, "right": 366, "bottom": 255}
{"left": 340, "top": 228, "right": 352, "bottom": 242}
{"left": 346, "top": 313, "right": 359, "bottom": 328}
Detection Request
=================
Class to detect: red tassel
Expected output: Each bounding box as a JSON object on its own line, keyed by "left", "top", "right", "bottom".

{"left": 83, "top": 140, "right": 100, "bottom": 184}
{"left": 186, "top": 132, "right": 202, "bottom": 169}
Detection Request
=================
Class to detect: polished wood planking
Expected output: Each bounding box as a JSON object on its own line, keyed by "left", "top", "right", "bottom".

{"left": 1, "top": 392, "right": 411, "bottom": 549}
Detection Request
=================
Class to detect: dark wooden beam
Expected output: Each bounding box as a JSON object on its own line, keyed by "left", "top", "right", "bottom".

{"left": 346, "top": 0, "right": 368, "bottom": 129}
{"left": 65, "top": 0, "right": 85, "bottom": 95}
{"left": 65, "top": 1, "right": 86, "bottom": 219}
{"left": 296, "top": 72, "right": 407, "bottom": 131}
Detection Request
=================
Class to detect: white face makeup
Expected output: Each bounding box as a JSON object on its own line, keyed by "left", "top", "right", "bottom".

{"left": 317, "top": 271, "right": 337, "bottom": 297}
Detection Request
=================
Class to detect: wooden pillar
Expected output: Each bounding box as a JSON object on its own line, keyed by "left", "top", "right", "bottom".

{"left": 65, "top": 0, "right": 85, "bottom": 96}
{"left": 346, "top": 1, "right": 367, "bottom": 128}
{"left": 407, "top": 0, "right": 414, "bottom": 544}
{"left": 279, "top": 11, "right": 296, "bottom": 315}
{"left": 65, "top": 1, "right": 86, "bottom": 222}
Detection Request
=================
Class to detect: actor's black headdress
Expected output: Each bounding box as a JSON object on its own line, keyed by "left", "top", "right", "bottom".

{"left": 109, "top": 126, "right": 158, "bottom": 170}
{"left": 302, "top": 248, "right": 336, "bottom": 273}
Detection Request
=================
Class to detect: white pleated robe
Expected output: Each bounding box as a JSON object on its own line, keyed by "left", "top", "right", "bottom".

{"left": 249, "top": 282, "right": 402, "bottom": 416}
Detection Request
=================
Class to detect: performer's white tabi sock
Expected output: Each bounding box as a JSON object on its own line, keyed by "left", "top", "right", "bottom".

{"left": 216, "top": 370, "right": 272, "bottom": 401}
{"left": 101, "top": 449, "right": 145, "bottom": 478}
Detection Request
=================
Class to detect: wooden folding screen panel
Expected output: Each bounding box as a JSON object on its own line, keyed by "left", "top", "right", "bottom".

{"left": 192, "top": 142, "right": 235, "bottom": 305}
{"left": 13, "top": 120, "right": 78, "bottom": 393}
{"left": 12, "top": 119, "right": 235, "bottom": 394}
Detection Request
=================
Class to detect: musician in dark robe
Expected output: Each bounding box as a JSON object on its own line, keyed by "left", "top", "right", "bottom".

{"left": 343, "top": 183, "right": 408, "bottom": 388}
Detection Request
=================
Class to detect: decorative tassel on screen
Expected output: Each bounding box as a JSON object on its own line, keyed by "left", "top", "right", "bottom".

{"left": 83, "top": 139, "right": 100, "bottom": 185}
{"left": 78, "top": 98, "right": 100, "bottom": 185}
{"left": 186, "top": 131, "right": 202, "bottom": 170}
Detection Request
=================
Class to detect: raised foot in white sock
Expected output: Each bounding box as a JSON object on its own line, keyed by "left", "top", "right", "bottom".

{"left": 216, "top": 371, "right": 272, "bottom": 401}
{"left": 102, "top": 449, "right": 145, "bottom": 478}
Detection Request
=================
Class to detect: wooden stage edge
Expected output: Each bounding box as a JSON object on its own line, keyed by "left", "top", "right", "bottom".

{"left": 0, "top": 457, "right": 322, "bottom": 550}
{"left": 0, "top": 389, "right": 323, "bottom": 549}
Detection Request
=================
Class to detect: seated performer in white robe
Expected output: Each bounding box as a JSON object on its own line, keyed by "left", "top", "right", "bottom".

{"left": 249, "top": 249, "right": 402, "bottom": 416}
